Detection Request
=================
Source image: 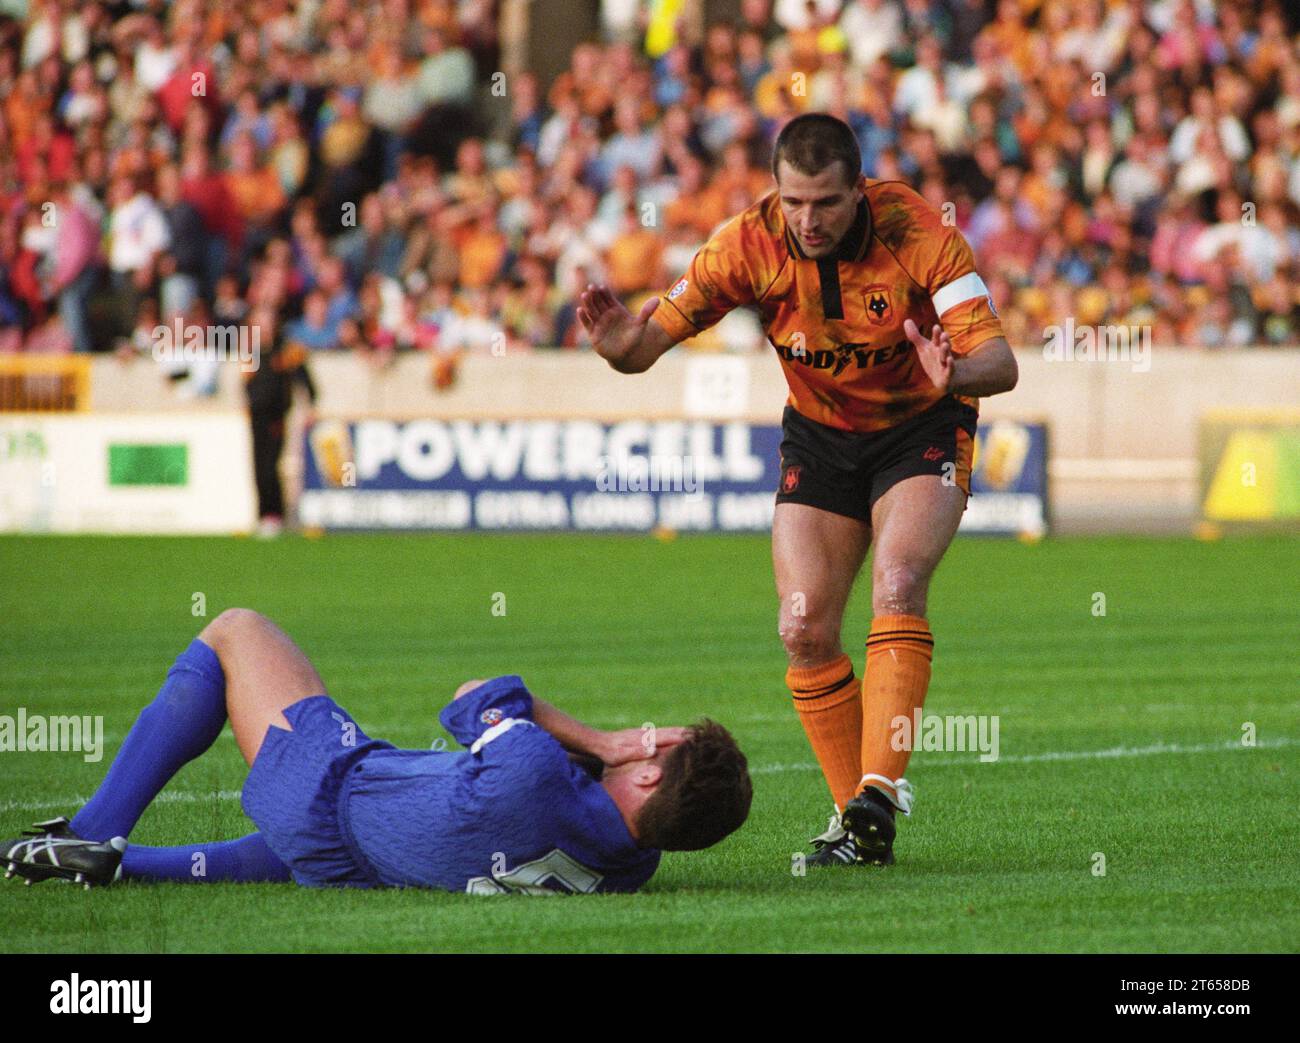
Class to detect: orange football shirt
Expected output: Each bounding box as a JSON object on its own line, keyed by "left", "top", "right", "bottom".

{"left": 651, "top": 178, "right": 1005, "bottom": 433}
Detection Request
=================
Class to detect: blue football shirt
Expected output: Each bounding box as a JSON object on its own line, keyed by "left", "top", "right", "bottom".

{"left": 339, "top": 676, "right": 662, "bottom": 894}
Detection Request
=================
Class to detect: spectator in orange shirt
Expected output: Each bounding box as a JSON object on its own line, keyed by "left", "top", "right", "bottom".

{"left": 605, "top": 207, "right": 664, "bottom": 298}
{"left": 709, "top": 141, "right": 772, "bottom": 209}
{"left": 224, "top": 133, "right": 286, "bottom": 264}
{"left": 754, "top": 41, "right": 809, "bottom": 120}
{"left": 457, "top": 210, "right": 508, "bottom": 290}
{"left": 225, "top": 134, "right": 285, "bottom": 226}
{"left": 664, "top": 153, "right": 729, "bottom": 239}
{"left": 443, "top": 138, "right": 496, "bottom": 224}
{"left": 5, "top": 70, "right": 47, "bottom": 153}
{"left": 978, "top": 0, "right": 1036, "bottom": 79}
{"left": 548, "top": 42, "right": 615, "bottom": 121}
{"left": 1019, "top": 142, "right": 1067, "bottom": 225}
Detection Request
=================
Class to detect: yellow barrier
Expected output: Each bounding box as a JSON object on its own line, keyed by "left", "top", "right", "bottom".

{"left": 0, "top": 356, "right": 91, "bottom": 412}
{"left": 1199, "top": 408, "right": 1300, "bottom": 531}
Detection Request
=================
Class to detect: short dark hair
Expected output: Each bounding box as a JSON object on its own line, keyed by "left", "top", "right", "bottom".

{"left": 772, "top": 113, "right": 861, "bottom": 186}
{"left": 635, "top": 719, "right": 752, "bottom": 851}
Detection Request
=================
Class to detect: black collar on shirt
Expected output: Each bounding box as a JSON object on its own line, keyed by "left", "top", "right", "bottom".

{"left": 782, "top": 195, "right": 873, "bottom": 263}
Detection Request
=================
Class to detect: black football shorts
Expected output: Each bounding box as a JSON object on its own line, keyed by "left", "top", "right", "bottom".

{"left": 775, "top": 396, "right": 978, "bottom": 523}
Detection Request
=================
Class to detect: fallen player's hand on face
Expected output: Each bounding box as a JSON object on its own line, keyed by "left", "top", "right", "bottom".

{"left": 598, "top": 725, "right": 690, "bottom": 767}
{"left": 904, "top": 318, "right": 955, "bottom": 393}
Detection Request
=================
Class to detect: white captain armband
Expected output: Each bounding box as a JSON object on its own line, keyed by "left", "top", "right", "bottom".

{"left": 931, "top": 272, "right": 991, "bottom": 317}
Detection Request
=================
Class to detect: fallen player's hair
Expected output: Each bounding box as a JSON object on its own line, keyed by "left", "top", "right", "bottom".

{"left": 635, "top": 719, "right": 752, "bottom": 851}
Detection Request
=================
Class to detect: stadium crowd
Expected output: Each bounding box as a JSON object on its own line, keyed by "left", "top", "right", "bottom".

{"left": 1, "top": 0, "right": 1298, "bottom": 377}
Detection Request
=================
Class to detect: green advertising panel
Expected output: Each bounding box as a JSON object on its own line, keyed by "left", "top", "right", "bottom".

{"left": 108, "top": 443, "right": 189, "bottom": 487}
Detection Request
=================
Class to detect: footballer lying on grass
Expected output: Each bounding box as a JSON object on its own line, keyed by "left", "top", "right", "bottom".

{"left": 2, "top": 609, "right": 752, "bottom": 894}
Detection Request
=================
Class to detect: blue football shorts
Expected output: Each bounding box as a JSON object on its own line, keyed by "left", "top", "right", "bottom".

{"left": 241, "top": 695, "right": 393, "bottom": 888}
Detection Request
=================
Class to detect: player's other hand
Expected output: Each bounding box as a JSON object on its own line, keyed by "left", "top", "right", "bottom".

{"left": 904, "top": 319, "right": 955, "bottom": 393}
{"left": 598, "top": 725, "right": 690, "bottom": 767}
{"left": 577, "top": 284, "right": 659, "bottom": 366}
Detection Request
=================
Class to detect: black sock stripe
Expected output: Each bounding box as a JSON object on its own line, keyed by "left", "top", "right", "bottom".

{"left": 791, "top": 669, "right": 857, "bottom": 700}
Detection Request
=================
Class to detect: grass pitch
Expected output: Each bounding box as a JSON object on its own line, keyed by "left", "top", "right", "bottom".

{"left": 1, "top": 532, "right": 1296, "bottom": 953}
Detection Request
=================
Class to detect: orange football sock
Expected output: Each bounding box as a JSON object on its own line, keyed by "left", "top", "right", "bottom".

{"left": 859, "top": 614, "right": 933, "bottom": 805}
{"left": 787, "top": 653, "right": 862, "bottom": 811}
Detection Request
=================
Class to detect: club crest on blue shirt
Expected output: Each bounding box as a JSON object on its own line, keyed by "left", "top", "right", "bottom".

{"left": 480, "top": 707, "right": 505, "bottom": 726}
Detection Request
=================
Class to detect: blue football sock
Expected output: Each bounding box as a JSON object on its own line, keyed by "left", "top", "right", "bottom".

{"left": 72, "top": 639, "right": 228, "bottom": 841}
{"left": 121, "top": 832, "right": 292, "bottom": 883}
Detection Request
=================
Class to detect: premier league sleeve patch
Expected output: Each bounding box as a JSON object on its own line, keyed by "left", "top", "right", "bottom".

{"left": 439, "top": 674, "right": 535, "bottom": 747}
{"left": 667, "top": 278, "right": 689, "bottom": 300}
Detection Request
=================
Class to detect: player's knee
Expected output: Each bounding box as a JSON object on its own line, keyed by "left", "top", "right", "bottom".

{"left": 872, "top": 561, "right": 930, "bottom": 615}
{"left": 200, "top": 607, "right": 268, "bottom": 650}
{"left": 777, "top": 611, "right": 839, "bottom": 662}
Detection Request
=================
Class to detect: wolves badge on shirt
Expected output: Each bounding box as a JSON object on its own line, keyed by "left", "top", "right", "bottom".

{"left": 864, "top": 286, "right": 892, "bottom": 325}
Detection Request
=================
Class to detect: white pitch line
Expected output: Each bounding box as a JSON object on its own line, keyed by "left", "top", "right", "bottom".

{"left": 0, "top": 789, "right": 245, "bottom": 815}
{"left": 1, "top": 738, "right": 1296, "bottom": 815}
{"left": 750, "top": 736, "right": 1300, "bottom": 774}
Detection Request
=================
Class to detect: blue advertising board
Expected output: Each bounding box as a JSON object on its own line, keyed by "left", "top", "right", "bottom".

{"left": 964, "top": 419, "right": 1050, "bottom": 537}
{"left": 299, "top": 418, "right": 1047, "bottom": 535}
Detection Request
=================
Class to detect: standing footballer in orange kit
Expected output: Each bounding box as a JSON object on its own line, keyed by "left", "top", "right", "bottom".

{"left": 577, "top": 113, "right": 1018, "bottom": 868}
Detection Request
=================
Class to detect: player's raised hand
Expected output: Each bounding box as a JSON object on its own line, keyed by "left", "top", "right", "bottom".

{"left": 577, "top": 284, "right": 660, "bottom": 368}
{"left": 598, "top": 725, "right": 690, "bottom": 766}
{"left": 904, "top": 319, "right": 955, "bottom": 393}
